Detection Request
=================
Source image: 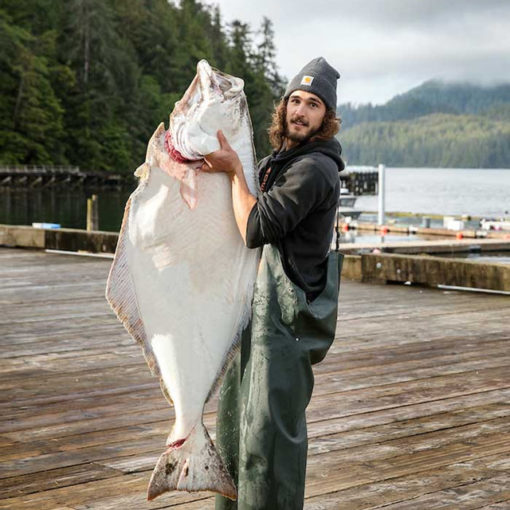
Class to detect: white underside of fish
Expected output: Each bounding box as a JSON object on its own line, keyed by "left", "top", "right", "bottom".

{"left": 106, "top": 68, "right": 259, "bottom": 500}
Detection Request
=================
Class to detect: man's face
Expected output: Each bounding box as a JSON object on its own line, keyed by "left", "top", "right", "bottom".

{"left": 285, "top": 90, "right": 327, "bottom": 146}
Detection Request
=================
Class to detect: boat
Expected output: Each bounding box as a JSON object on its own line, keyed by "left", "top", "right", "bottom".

{"left": 480, "top": 217, "right": 510, "bottom": 231}
{"left": 32, "top": 222, "right": 61, "bottom": 229}
{"left": 338, "top": 187, "right": 362, "bottom": 220}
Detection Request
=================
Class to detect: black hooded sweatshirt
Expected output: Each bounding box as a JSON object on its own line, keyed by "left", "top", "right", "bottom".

{"left": 246, "top": 137, "right": 345, "bottom": 300}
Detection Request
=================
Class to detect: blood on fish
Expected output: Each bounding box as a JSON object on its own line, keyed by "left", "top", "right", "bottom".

{"left": 167, "top": 438, "right": 186, "bottom": 449}
{"left": 165, "top": 131, "right": 200, "bottom": 164}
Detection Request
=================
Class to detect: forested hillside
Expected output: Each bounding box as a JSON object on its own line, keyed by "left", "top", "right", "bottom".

{"left": 338, "top": 81, "right": 510, "bottom": 168}
{"left": 0, "top": 0, "right": 284, "bottom": 173}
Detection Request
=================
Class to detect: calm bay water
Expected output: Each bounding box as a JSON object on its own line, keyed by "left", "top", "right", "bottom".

{"left": 356, "top": 167, "right": 510, "bottom": 218}
{"left": 0, "top": 188, "right": 133, "bottom": 232}
{"left": 1, "top": 167, "right": 509, "bottom": 232}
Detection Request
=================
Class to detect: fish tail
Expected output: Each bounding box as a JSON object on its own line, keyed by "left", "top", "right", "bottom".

{"left": 147, "top": 422, "right": 237, "bottom": 501}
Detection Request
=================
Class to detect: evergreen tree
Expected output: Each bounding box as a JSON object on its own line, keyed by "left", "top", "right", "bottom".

{"left": 0, "top": 9, "right": 65, "bottom": 164}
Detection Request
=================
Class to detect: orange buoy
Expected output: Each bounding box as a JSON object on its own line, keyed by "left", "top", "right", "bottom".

{"left": 342, "top": 223, "right": 349, "bottom": 232}
{"left": 380, "top": 226, "right": 389, "bottom": 235}
{"left": 456, "top": 232, "right": 463, "bottom": 240}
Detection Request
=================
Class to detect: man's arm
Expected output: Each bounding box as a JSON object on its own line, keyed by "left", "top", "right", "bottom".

{"left": 202, "top": 130, "right": 256, "bottom": 245}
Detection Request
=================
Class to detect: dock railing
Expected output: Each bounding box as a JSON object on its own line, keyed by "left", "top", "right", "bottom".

{"left": 0, "top": 165, "right": 124, "bottom": 189}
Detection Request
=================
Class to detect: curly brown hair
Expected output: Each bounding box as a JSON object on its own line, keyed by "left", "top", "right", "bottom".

{"left": 268, "top": 97, "right": 341, "bottom": 151}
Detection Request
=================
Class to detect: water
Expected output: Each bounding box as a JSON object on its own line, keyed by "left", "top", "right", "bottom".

{"left": 0, "top": 188, "right": 133, "bottom": 232}
{"left": 356, "top": 167, "right": 510, "bottom": 218}
{"left": 0, "top": 167, "right": 509, "bottom": 231}
{"left": 339, "top": 231, "right": 428, "bottom": 244}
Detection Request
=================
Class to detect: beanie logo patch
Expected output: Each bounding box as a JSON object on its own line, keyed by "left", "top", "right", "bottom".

{"left": 300, "top": 75, "right": 314, "bottom": 86}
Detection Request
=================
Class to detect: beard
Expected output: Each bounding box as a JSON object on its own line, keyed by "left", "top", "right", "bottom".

{"left": 285, "top": 116, "right": 320, "bottom": 145}
{"left": 286, "top": 129, "right": 310, "bottom": 144}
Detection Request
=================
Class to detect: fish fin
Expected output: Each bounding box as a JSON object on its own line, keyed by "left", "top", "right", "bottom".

{"left": 205, "top": 329, "right": 241, "bottom": 403}
{"left": 105, "top": 196, "right": 171, "bottom": 405}
{"left": 146, "top": 123, "right": 166, "bottom": 163}
{"left": 147, "top": 422, "right": 236, "bottom": 501}
{"left": 179, "top": 168, "right": 199, "bottom": 209}
{"left": 134, "top": 161, "right": 150, "bottom": 180}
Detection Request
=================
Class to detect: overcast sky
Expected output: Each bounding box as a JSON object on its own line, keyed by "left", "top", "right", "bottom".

{"left": 203, "top": 0, "right": 510, "bottom": 105}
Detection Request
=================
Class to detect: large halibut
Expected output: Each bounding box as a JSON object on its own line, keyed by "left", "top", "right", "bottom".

{"left": 105, "top": 60, "right": 259, "bottom": 501}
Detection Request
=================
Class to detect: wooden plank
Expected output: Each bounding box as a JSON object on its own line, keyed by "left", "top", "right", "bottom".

{"left": 306, "top": 390, "right": 510, "bottom": 439}
{"left": 473, "top": 502, "right": 510, "bottom": 509}
{"left": 308, "top": 412, "right": 510, "bottom": 457}
{"left": 370, "top": 476, "right": 510, "bottom": 509}
{"left": 0, "top": 473, "right": 211, "bottom": 510}
{"left": 303, "top": 453, "right": 510, "bottom": 509}
{"left": 304, "top": 434, "right": 510, "bottom": 498}
{"left": 0, "top": 464, "right": 122, "bottom": 499}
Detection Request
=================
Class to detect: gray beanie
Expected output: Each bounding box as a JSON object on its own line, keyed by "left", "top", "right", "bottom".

{"left": 284, "top": 57, "right": 340, "bottom": 110}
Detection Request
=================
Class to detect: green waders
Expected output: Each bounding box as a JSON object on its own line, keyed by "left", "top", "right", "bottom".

{"left": 215, "top": 244, "right": 343, "bottom": 510}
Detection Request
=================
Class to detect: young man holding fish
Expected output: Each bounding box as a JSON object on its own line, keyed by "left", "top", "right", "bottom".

{"left": 203, "top": 57, "right": 344, "bottom": 509}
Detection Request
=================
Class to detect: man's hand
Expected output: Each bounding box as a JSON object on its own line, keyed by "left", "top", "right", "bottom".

{"left": 201, "top": 130, "right": 242, "bottom": 177}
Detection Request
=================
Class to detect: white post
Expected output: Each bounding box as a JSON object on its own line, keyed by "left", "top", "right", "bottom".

{"left": 378, "top": 164, "right": 385, "bottom": 226}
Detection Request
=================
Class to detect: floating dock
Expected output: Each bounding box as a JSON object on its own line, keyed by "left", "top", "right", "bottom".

{"left": 0, "top": 248, "right": 509, "bottom": 508}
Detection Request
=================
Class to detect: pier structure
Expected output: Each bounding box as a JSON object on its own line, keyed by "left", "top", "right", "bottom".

{"left": 0, "top": 166, "right": 124, "bottom": 189}
{"left": 341, "top": 165, "right": 379, "bottom": 195}
{"left": 0, "top": 247, "right": 509, "bottom": 508}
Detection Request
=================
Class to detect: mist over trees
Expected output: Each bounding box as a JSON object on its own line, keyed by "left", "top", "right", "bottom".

{"left": 338, "top": 81, "right": 510, "bottom": 168}
{"left": 0, "top": 0, "right": 285, "bottom": 173}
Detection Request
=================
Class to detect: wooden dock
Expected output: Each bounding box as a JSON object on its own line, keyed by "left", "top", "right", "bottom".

{"left": 1, "top": 248, "right": 509, "bottom": 509}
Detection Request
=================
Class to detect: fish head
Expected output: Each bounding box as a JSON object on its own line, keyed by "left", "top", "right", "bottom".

{"left": 170, "top": 60, "right": 247, "bottom": 160}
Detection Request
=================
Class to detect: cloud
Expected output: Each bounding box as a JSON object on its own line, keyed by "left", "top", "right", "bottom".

{"left": 332, "top": 0, "right": 510, "bottom": 29}
{"left": 205, "top": 0, "right": 510, "bottom": 104}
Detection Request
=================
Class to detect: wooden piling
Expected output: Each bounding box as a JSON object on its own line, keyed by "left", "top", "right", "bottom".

{"left": 86, "top": 194, "right": 99, "bottom": 231}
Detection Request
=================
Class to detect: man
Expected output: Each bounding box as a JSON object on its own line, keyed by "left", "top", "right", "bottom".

{"left": 203, "top": 57, "right": 344, "bottom": 510}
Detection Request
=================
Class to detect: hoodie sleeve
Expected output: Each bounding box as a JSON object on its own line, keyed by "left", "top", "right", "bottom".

{"left": 246, "top": 155, "right": 337, "bottom": 248}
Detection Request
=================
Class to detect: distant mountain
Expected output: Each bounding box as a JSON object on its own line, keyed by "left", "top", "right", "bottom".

{"left": 337, "top": 81, "right": 510, "bottom": 168}
{"left": 338, "top": 80, "right": 510, "bottom": 129}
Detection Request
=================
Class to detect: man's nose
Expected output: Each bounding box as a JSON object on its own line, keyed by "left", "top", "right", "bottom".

{"left": 295, "top": 103, "right": 307, "bottom": 116}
